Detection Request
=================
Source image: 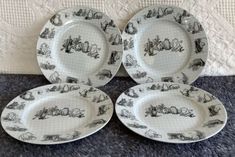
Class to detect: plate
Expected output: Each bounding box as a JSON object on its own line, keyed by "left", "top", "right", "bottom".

{"left": 37, "top": 7, "right": 123, "bottom": 87}
{"left": 115, "top": 82, "right": 227, "bottom": 143}
{"left": 1, "top": 83, "right": 113, "bottom": 144}
{"left": 122, "top": 5, "right": 208, "bottom": 84}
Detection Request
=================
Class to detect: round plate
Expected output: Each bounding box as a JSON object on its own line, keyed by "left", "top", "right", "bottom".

{"left": 37, "top": 7, "right": 123, "bottom": 87}
{"left": 122, "top": 5, "right": 208, "bottom": 84}
{"left": 1, "top": 83, "right": 113, "bottom": 145}
{"left": 115, "top": 82, "right": 227, "bottom": 143}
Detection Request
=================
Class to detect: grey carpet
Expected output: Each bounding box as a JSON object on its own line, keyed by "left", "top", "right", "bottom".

{"left": 0, "top": 74, "right": 234, "bottom": 157}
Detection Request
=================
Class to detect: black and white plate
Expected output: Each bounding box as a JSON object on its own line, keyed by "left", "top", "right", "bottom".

{"left": 1, "top": 83, "right": 113, "bottom": 144}
{"left": 37, "top": 7, "right": 123, "bottom": 87}
{"left": 115, "top": 82, "right": 227, "bottom": 143}
{"left": 122, "top": 5, "right": 208, "bottom": 84}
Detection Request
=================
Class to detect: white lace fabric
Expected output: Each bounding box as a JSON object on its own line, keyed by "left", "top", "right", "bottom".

{"left": 0, "top": 0, "right": 234, "bottom": 76}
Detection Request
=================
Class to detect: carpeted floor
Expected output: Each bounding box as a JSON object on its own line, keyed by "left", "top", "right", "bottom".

{"left": 0, "top": 75, "right": 234, "bottom": 157}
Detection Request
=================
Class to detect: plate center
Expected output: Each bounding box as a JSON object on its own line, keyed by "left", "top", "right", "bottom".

{"left": 135, "top": 20, "right": 192, "bottom": 76}
{"left": 53, "top": 21, "right": 108, "bottom": 77}
{"left": 22, "top": 96, "right": 94, "bottom": 135}
{"left": 135, "top": 94, "right": 205, "bottom": 132}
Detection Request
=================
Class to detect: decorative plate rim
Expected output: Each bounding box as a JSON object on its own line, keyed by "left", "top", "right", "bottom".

{"left": 122, "top": 5, "right": 208, "bottom": 85}
{"left": 1, "top": 83, "right": 114, "bottom": 145}
{"left": 37, "top": 6, "right": 123, "bottom": 87}
{"left": 115, "top": 82, "right": 227, "bottom": 144}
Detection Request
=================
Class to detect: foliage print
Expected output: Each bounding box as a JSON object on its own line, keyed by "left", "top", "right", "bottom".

{"left": 146, "top": 77, "right": 154, "bottom": 83}
{"left": 161, "top": 73, "right": 189, "bottom": 84}
{"left": 117, "top": 98, "right": 133, "bottom": 107}
{"left": 145, "top": 129, "right": 162, "bottom": 139}
{"left": 123, "top": 38, "right": 134, "bottom": 50}
{"left": 20, "top": 92, "right": 35, "bottom": 101}
{"left": 2, "top": 112, "right": 21, "bottom": 123}
{"left": 37, "top": 43, "right": 51, "bottom": 58}
{"left": 119, "top": 109, "right": 136, "bottom": 120}
{"left": 6, "top": 102, "right": 25, "bottom": 110}
{"left": 144, "top": 36, "right": 184, "bottom": 56}
{"left": 132, "top": 71, "right": 147, "bottom": 79}
{"left": 61, "top": 35, "right": 101, "bottom": 59}
{"left": 66, "top": 77, "right": 78, "bottom": 83}
{"left": 180, "top": 87, "right": 199, "bottom": 97}
{"left": 186, "top": 22, "right": 203, "bottom": 34}
{"left": 49, "top": 71, "right": 62, "bottom": 83}
{"left": 208, "top": 105, "right": 221, "bottom": 117}
{"left": 124, "top": 54, "right": 139, "bottom": 68}
{"left": 161, "top": 77, "right": 173, "bottom": 82}
{"left": 124, "top": 89, "right": 139, "bottom": 98}
{"left": 66, "top": 77, "right": 92, "bottom": 86}
{"left": 145, "top": 104, "right": 195, "bottom": 118}
{"left": 168, "top": 130, "right": 205, "bottom": 141}
{"left": 79, "top": 87, "right": 97, "bottom": 98}
{"left": 6, "top": 125, "right": 27, "bottom": 132}
{"left": 46, "top": 84, "right": 80, "bottom": 93}
{"left": 101, "top": 20, "right": 115, "bottom": 32}
{"left": 197, "top": 94, "right": 215, "bottom": 103}
{"left": 174, "top": 10, "right": 191, "bottom": 24}
{"left": 40, "top": 28, "right": 55, "bottom": 39}
{"left": 108, "top": 34, "right": 122, "bottom": 45}
{"left": 203, "top": 119, "right": 224, "bottom": 128}
{"left": 97, "top": 105, "right": 110, "bottom": 116}
{"left": 127, "top": 122, "right": 147, "bottom": 129}
{"left": 42, "top": 131, "right": 81, "bottom": 142}
{"left": 176, "top": 72, "right": 189, "bottom": 84}
{"left": 188, "top": 59, "right": 205, "bottom": 71}
{"left": 19, "top": 132, "right": 36, "bottom": 141}
{"left": 86, "top": 119, "right": 106, "bottom": 128}
{"left": 108, "top": 51, "right": 121, "bottom": 65}
{"left": 144, "top": 7, "right": 174, "bottom": 19}
{"left": 96, "top": 69, "right": 112, "bottom": 80}
{"left": 92, "top": 94, "right": 109, "bottom": 103}
{"left": 40, "top": 62, "right": 55, "bottom": 70}
{"left": 33, "top": 106, "right": 85, "bottom": 120}
{"left": 146, "top": 83, "right": 180, "bottom": 91}
{"left": 73, "top": 9, "right": 103, "bottom": 20}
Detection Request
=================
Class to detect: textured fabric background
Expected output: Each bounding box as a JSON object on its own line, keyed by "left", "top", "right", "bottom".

{"left": 216, "top": 0, "right": 235, "bottom": 28}
{"left": 0, "top": 0, "right": 234, "bottom": 76}
{"left": 0, "top": 75, "right": 234, "bottom": 156}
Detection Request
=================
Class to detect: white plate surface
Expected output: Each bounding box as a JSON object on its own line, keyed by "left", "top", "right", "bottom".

{"left": 1, "top": 83, "right": 113, "bottom": 145}
{"left": 115, "top": 82, "right": 227, "bottom": 143}
{"left": 37, "top": 7, "right": 123, "bottom": 87}
{"left": 122, "top": 5, "right": 208, "bottom": 84}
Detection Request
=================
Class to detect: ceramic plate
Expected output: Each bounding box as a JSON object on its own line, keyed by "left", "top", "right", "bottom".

{"left": 1, "top": 83, "right": 113, "bottom": 144}
{"left": 122, "top": 5, "right": 208, "bottom": 84}
{"left": 115, "top": 82, "right": 227, "bottom": 143}
{"left": 37, "top": 7, "right": 123, "bottom": 87}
